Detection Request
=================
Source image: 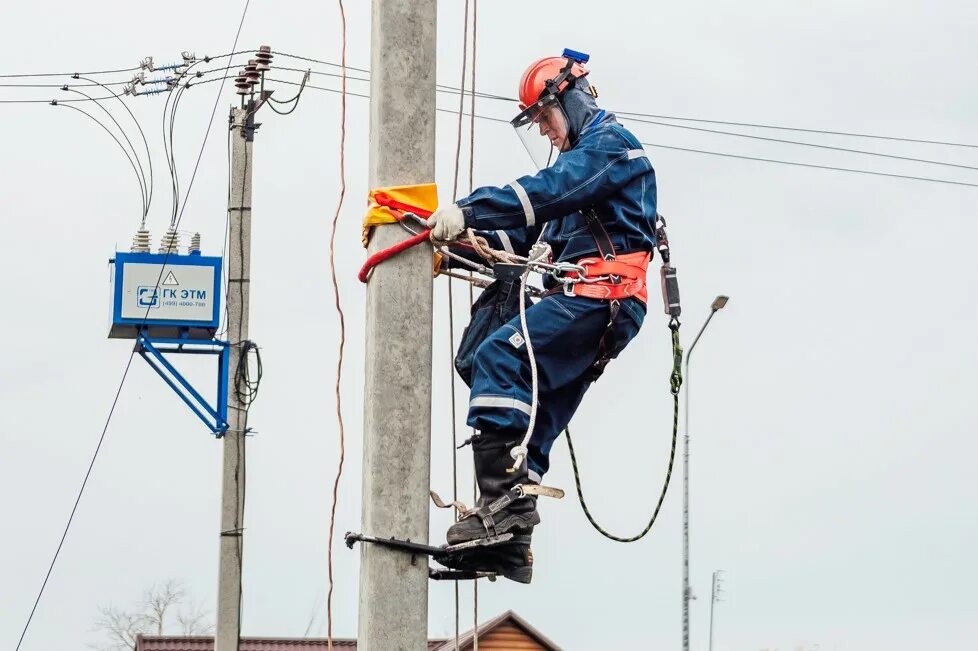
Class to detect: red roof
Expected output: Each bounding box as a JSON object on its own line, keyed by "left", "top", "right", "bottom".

{"left": 135, "top": 637, "right": 444, "bottom": 650}
{"left": 135, "top": 610, "right": 561, "bottom": 651}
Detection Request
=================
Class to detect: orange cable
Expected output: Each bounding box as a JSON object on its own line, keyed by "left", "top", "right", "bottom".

{"left": 326, "top": 0, "right": 348, "bottom": 649}
{"left": 451, "top": 0, "right": 471, "bottom": 201}
{"left": 469, "top": 4, "right": 480, "bottom": 648}
{"left": 450, "top": 4, "right": 470, "bottom": 648}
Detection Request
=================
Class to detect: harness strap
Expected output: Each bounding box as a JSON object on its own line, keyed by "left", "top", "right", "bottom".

{"left": 584, "top": 208, "right": 616, "bottom": 261}
{"left": 583, "top": 208, "right": 622, "bottom": 380}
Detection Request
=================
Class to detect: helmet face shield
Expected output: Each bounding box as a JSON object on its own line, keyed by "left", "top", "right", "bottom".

{"left": 510, "top": 94, "right": 570, "bottom": 170}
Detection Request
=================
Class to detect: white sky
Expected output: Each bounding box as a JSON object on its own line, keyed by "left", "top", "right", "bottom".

{"left": 1, "top": 1, "right": 977, "bottom": 650}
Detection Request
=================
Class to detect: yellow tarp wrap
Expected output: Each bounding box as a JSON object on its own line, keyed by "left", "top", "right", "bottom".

{"left": 362, "top": 183, "right": 439, "bottom": 247}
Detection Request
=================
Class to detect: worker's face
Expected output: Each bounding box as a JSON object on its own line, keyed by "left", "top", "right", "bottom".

{"left": 536, "top": 104, "right": 570, "bottom": 152}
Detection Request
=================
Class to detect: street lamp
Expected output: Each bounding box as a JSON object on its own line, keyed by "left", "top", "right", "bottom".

{"left": 682, "top": 295, "right": 729, "bottom": 651}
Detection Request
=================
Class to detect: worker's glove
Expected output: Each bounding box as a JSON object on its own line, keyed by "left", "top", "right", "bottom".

{"left": 427, "top": 204, "right": 466, "bottom": 241}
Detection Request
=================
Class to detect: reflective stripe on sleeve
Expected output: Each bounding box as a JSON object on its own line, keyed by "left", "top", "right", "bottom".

{"left": 508, "top": 181, "right": 536, "bottom": 227}
{"left": 470, "top": 395, "right": 533, "bottom": 416}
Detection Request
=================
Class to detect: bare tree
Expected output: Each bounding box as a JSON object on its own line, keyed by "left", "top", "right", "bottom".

{"left": 91, "top": 606, "right": 150, "bottom": 651}
{"left": 91, "top": 580, "right": 212, "bottom": 650}
{"left": 142, "top": 580, "right": 184, "bottom": 636}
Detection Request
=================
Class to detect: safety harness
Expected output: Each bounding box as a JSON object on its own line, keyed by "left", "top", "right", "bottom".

{"left": 543, "top": 209, "right": 680, "bottom": 381}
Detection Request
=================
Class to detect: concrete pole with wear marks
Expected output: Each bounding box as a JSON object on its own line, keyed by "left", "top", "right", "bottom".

{"left": 357, "top": 0, "right": 437, "bottom": 648}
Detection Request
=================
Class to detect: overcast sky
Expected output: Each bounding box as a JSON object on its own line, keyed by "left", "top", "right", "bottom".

{"left": 2, "top": 1, "right": 977, "bottom": 650}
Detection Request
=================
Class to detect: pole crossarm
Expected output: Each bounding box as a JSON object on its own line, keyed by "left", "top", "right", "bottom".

{"left": 135, "top": 333, "right": 231, "bottom": 435}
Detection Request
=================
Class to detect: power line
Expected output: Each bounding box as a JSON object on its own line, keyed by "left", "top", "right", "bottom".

{"left": 13, "top": 348, "right": 140, "bottom": 651}
{"left": 0, "top": 66, "right": 141, "bottom": 79}
{"left": 1, "top": 94, "right": 121, "bottom": 104}
{"left": 266, "top": 70, "right": 309, "bottom": 115}
{"left": 643, "top": 141, "right": 978, "bottom": 188}
{"left": 173, "top": 31, "right": 253, "bottom": 229}
{"left": 74, "top": 75, "right": 155, "bottom": 226}
{"left": 7, "top": 54, "right": 978, "bottom": 151}
{"left": 274, "top": 50, "right": 370, "bottom": 75}
{"left": 54, "top": 103, "right": 147, "bottom": 219}
{"left": 276, "top": 76, "right": 978, "bottom": 189}
{"left": 158, "top": 52, "right": 254, "bottom": 229}
{"left": 0, "top": 80, "right": 129, "bottom": 88}
{"left": 268, "top": 55, "right": 978, "bottom": 148}
{"left": 615, "top": 109, "right": 978, "bottom": 150}
{"left": 620, "top": 115, "right": 978, "bottom": 172}
{"left": 61, "top": 86, "right": 150, "bottom": 216}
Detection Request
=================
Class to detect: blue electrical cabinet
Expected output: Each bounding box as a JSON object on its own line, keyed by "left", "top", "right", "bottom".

{"left": 110, "top": 251, "right": 222, "bottom": 339}
{"left": 108, "top": 249, "right": 230, "bottom": 435}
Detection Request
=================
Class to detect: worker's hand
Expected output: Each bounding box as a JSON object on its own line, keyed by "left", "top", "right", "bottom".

{"left": 426, "top": 204, "right": 466, "bottom": 241}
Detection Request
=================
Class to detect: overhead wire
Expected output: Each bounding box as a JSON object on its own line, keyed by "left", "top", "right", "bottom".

{"left": 274, "top": 50, "right": 370, "bottom": 76}
{"left": 640, "top": 141, "right": 978, "bottom": 188}
{"left": 262, "top": 55, "right": 978, "bottom": 149}
{"left": 0, "top": 79, "right": 130, "bottom": 88}
{"left": 53, "top": 103, "right": 146, "bottom": 220}
{"left": 74, "top": 74, "right": 155, "bottom": 226}
{"left": 266, "top": 70, "right": 309, "bottom": 115}
{"left": 614, "top": 109, "right": 978, "bottom": 149}
{"left": 168, "top": 47, "right": 255, "bottom": 229}
{"left": 272, "top": 77, "right": 978, "bottom": 190}
{"left": 0, "top": 65, "right": 141, "bottom": 79}
{"left": 325, "top": 1, "right": 349, "bottom": 648}
{"left": 7, "top": 55, "right": 978, "bottom": 152}
{"left": 618, "top": 115, "right": 978, "bottom": 172}
{"left": 13, "top": 351, "right": 141, "bottom": 651}
{"left": 0, "top": 93, "right": 123, "bottom": 104}
{"left": 61, "top": 86, "right": 149, "bottom": 217}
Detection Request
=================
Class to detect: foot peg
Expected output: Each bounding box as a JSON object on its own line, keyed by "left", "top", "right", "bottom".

{"left": 344, "top": 531, "right": 531, "bottom": 583}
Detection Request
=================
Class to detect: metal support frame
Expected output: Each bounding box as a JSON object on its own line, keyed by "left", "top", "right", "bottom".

{"left": 135, "top": 331, "right": 230, "bottom": 435}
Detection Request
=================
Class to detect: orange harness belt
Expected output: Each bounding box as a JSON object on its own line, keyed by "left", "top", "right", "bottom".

{"left": 563, "top": 251, "right": 651, "bottom": 304}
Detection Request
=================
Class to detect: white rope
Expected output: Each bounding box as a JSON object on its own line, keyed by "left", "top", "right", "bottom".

{"left": 507, "top": 244, "right": 550, "bottom": 472}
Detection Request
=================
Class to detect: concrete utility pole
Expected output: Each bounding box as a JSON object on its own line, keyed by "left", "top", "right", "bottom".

{"left": 215, "top": 105, "right": 256, "bottom": 651}
{"left": 358, "top": 0, "right": 437, "bottom": 648}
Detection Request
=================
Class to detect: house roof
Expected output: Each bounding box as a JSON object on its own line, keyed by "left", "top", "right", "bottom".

{"left": 135, "top": 637, "right": 444, "bottom": 650}
{"left": 135, "top": 610, "right": 561, "bottom": 651}
{"left": 431, "top": 609, "right": 562, "bottom": 651}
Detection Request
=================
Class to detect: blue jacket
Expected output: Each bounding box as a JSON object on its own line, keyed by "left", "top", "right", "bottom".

{"left": 455, "top": 111, "right": 657, "bottom": 265}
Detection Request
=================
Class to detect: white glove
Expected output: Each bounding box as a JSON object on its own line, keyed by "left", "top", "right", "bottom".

{"left": 426, "top": 204, "right": 466, "bottom": 241}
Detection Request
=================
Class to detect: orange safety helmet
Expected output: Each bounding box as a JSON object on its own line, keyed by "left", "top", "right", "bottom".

{"left": 517, "top": 49, "right": 590, "bottom": 110}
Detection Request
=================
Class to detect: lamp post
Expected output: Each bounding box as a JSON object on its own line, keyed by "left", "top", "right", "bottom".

{"left": 709, "top": 569, "right": 725, "bottom": 651}
{"left": 682, "top": 295, "right": 729, "bottom": 651}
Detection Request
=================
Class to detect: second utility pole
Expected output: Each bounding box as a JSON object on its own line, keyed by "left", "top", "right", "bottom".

{"left": 357, "top": 0, "right": 437, "bottom": 648}
{"left": 216, "top": 104, "right": 256, "bottom": 651}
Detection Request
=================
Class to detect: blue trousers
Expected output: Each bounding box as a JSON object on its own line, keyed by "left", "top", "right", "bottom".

{"left": 467, "top": 293, "right": 645, "bottom": 479}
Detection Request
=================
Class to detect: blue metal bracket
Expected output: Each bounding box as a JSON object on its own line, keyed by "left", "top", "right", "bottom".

{"left": 135, "top": 331, "right": 230, "bottom": 436}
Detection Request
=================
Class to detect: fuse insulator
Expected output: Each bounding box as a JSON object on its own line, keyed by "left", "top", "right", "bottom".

{"left": 158, "top": 228, "right": 180, "bottom": 254}
{"left": 131, "top": 228, "right": 151, "bottom": 253}
{"left": 255, "top": 45, "right": 273, "bottom": 71}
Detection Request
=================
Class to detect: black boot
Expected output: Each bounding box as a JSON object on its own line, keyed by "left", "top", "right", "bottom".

{"left": 446, "top": 433, "right": 540, "bottom": 545}
{"left": 437, "top": 536, "right": 534, "bottom": 584}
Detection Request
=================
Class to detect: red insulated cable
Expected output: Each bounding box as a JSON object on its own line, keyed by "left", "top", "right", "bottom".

{"left": 358, "top": 229, "right": 432, "bottom": 282}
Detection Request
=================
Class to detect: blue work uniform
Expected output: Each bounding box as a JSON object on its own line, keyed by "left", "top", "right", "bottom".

{"left": 454, "top": 110, "right": 658, "bottom": 480}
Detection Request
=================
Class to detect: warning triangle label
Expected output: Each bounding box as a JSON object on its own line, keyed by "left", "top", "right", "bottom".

{"left": 162, "top": 271, "right": 179, "bottom": 286}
